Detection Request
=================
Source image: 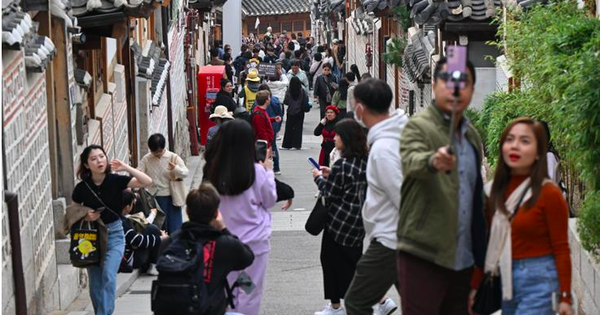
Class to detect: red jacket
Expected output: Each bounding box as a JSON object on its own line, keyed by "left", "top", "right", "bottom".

{"left": 252, "top": 106, "right": 274, "bottom": 146}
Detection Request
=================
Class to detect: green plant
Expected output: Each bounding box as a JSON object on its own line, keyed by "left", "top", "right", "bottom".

{"left": 484, "top": 1, "right": 600, "bottom": 257}
{"left": 578, "top": 191, "right": 600, "bottom": 258}
{"left": 383, "top": 38, "right": 408, "bottom": 68}
{"left": 393, "top": 6, "right": 411, "bottom": 32}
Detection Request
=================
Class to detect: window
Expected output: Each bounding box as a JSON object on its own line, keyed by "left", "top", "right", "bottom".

{"left": 281, "top": 21, "right": 292, "bottom": 33}
{"left": 259, "top": 23, "right": 269, "bottom": 34}
{"left": 272, "top": 22, "right": 281, "bottom": 33}
{"left": 293, "top": 21, "right": 304, "bottom": 33}
{"left": 247, "top": 22, "right": 256, "bottom": 34}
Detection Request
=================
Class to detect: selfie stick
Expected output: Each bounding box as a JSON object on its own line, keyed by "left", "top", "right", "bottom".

{"left": 446, "top": 71, "right": 464, "bottom": 174}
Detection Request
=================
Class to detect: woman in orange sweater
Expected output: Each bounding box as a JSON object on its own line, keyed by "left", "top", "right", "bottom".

{"left": 475, "top": 117, "right": 572, "bottom": 315}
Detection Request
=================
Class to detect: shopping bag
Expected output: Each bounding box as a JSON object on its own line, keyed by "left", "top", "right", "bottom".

{"left": 70, "top": 220, "right": 101, "bottom": 267}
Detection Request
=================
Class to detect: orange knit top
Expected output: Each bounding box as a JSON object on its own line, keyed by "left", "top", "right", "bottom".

{"left": 507, "top": 175, "right": 572, "bottom": 303}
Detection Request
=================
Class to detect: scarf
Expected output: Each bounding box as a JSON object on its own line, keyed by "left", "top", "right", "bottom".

{"left": 483, "top": 178, "right": 531, "bottom": 300}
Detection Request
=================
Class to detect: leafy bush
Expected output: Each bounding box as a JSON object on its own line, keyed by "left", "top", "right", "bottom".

{"left": 484, "top": 1, "right": 600, "bottom": 257}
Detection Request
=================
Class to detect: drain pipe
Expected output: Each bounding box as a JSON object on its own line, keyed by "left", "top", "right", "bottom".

{"left": 5, "top": 191, "right": 28, "bottom": 315}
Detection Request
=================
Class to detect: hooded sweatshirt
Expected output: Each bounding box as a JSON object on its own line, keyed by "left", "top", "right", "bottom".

{"left": 362, "top": 109, "right": 408, "bottom": 250}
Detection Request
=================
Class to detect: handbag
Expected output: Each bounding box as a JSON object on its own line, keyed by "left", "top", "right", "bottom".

{"left": 169, "top": 153, "right": 187, "bottom": 207}
{"left": 305, "top": 195, "right": 328, "bottom": 236}
{"left": 473, "top": 186, "right": 529, "bottom": 315}
{"left": 70, "top": 220, "right": 101, "bottom": 267}
{"left": 137, "top": 189, "right": 166, "bottom": 228}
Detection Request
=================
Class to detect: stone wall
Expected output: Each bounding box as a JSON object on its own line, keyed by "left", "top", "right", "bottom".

{"left": 569, "top": 219, "right": 600, "bottom": 315}
{"left": 2, "top": 50, "right": 59, "bottom": 315}
{"left": 169, "top": 24, "right": 191, "bottom": 160}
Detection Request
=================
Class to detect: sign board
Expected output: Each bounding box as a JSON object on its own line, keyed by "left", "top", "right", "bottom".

{"left": 258, "top": 63, "right": 278, "bottom": 79}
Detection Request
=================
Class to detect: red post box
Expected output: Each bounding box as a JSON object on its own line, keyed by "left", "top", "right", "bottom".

{"left": 197, "top": 65, "right": 225, "bottom": 146}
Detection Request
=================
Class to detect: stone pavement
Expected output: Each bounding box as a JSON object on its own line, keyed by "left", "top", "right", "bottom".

{"left": 64, "top": 104, "right": 401, "bottom": 315}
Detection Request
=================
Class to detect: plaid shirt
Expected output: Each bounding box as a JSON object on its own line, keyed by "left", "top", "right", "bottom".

{"left": 315, "top": 156, "right": 368, "bottom": 247}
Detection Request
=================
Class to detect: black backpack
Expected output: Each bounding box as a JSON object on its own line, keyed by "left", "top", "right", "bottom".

{"left": 151, "top": 231, "right": 209, "bottom": 315}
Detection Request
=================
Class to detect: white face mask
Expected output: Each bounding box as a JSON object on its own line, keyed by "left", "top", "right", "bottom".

{"left": 355, "top": 104, "right": 367, "bottom": 128}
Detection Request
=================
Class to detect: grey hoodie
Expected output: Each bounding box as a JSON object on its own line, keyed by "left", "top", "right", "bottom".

{"left": 362, "top": 109, "right": 408, "bottom": 250}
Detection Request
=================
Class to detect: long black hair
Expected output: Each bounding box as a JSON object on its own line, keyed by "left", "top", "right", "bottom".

{"left": 339, "top": 75, "right": 349, "bottom": 101}
{"left": 335, "top": 119, "right": 368, "bottom": 159}
{"left": 203, "top": 120, "right": 256, "bottom": 195}
{"left": 289, "top": 76, "right": 303, "bottom": 100}
{"left": 77, "top": 144, "right": 111, "bottom": 180}
{"left": 351, "top": 64, "right": 361, "bottom": 82}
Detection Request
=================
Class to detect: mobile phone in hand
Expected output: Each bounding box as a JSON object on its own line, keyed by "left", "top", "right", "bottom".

{"left": 255, "top": 140, "right": 268, "bottom": 162}
{"left": 308, "top": 157, "right": 320, "bottom": 169}
{"left": 445, "top": 45, "right": 468, "bottom": 90}
{"left": 94, "top": 207, "right": 106, "bottom": 213}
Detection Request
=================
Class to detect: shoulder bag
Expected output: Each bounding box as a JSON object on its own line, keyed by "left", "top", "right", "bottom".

{"left": 169, "top": 153, "right": 187, "bottom": 207}
{"left": 473, "top": 186, "right": 529, "bottom": 315}
{"left": 305, "top": 195, "right": 328, "bottom": 236}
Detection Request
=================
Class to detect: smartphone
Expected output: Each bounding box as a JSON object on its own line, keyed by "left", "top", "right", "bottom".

{"left": 308, "top": 157, "right": 320, "bottom": 169}
{"left": 94, "top": 207, "right": 106, "bottom": 213}
{"left": 445, "top": 45, "right": 468, "bottom": 90}
{"left": 255, "top": 140, "right": 268, "bottom": 162}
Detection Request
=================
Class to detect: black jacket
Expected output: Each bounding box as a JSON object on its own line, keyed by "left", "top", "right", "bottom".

{"left": 313, "top": 74, "right": 337, "bottom": 102}
{"left": 214, "top": 90, "right": 238, "bottom": 113}
{"left": 161, "top": 221, "right": 254, "bottom": 315}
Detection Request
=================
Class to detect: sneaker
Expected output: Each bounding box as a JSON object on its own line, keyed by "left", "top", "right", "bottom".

{"left": 315, "top": 303, "right": 346, "bottom": 315}
{"left": 274, "top": 170, "right": 282, "bottom": 175}
{"left": 374, "top": 298, "right": 397, "bottom": 315}
{"left": 147, "top": 263, "right": 159, "bottom": 276}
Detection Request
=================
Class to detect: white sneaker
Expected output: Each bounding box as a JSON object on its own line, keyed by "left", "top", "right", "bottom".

{"left": 315, "top": 304, "right": 346, "bottom": 315}
{"left": 374, "top": 298, "right": 397, "bottom": 315}
{"left": 147, "top": 263, "right": 159, "bottom": 276}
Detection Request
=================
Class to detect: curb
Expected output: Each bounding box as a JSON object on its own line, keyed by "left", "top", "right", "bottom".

{"left": 66, "top": 270, "right": 140, "bottom": 315}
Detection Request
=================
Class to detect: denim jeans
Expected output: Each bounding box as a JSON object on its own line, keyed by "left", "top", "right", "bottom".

{"left": 87, "top": 220, "right": 125, "bottom": 315}
{"left": 272, "top": 133, "right": 280, "bottom": 172}
{"left": 502, "top": 255, "right": 559, "bottom": 315}
{"left": 156, "top": 196, "right": 182, "bottom": 234}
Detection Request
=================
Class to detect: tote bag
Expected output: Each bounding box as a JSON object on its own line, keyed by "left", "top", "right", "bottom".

{"left": 70, "top": 220, "right": 101, "bottom": 267}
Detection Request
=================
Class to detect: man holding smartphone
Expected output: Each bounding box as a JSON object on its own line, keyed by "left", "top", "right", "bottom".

{"left": 397, "top": 56, "right": 486, "bottom": 315}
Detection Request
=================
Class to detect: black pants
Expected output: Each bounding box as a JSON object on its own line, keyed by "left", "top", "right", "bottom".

{"left": 397, "top": 251, "right": 472, "bottom": 315}
{"left": 320, "top": 230, "right": 363, "bottom": 304}
{"left": 282, "top": 112, "right": 304, "bottom": 149}
{"left": 133, "top": 224, "right": 161, "bottom": 270}
{"left": 319, "top": 98, "right": 328, "bottom": 119}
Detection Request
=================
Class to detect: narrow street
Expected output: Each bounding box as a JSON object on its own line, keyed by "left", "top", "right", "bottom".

{"left": 99, "top": 103, "right": 400, "bottom": 315}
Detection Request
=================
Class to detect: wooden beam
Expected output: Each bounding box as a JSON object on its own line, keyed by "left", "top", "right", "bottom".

{"left": 51, "top": 17, "right": 76, "bottom": 197}
{"left": 36, "top": 11, "right": 60, "bottom": 198}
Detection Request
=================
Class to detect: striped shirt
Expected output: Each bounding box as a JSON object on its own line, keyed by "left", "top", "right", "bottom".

{"left": 122, "top": 217, "right": 160, "bottom": 249}
{"left": 315, "top": 156, "right": 368, "bottom": 247}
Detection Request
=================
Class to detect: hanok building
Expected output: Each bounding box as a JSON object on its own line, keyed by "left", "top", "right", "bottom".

{"left": 241, "top": 0, "right": 311, "bottom": 40}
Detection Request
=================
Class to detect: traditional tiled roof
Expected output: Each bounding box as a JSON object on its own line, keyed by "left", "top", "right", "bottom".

{"left": 242, "top": 0, "right": 310, "bottom": 17}
{"left": 403, "top": 29, "right": 436, "bottom": 83}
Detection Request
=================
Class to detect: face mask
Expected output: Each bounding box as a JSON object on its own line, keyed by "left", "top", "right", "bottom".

{"left": 355, "top": 105, "right": 367, "bottom": 128}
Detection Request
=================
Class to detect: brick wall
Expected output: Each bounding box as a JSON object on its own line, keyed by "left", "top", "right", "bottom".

{"left": 2, "top": 50, "right": 59, "bottom": 315}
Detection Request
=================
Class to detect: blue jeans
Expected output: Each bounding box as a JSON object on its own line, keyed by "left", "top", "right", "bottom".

{"left": 87, "top": 220, "right": 125, "bottom": 315}
{"left": 272, "top": 133, "right": 280, "bottom": 172}
{"left": 502, "top": 255, "right": 559, "bottom": 315}
{"left": 156, "top": 196, "right": 182, "bottom": 234}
